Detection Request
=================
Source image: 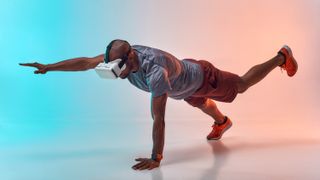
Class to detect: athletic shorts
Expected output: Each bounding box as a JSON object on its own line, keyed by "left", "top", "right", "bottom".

{"left": 183, "top": 59, "right": 242, "bottom": 107}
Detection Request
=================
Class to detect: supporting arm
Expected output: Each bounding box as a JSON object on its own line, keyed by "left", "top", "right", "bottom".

{"left": 132, "top": 93, "right": 168, "bottom": 170}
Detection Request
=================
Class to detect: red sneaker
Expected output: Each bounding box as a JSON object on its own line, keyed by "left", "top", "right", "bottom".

{"left": 278, "top": 45, "right": 298, "bottom": 77}
{"left": 207, "top": 116, "right": 232, "bottom": 140}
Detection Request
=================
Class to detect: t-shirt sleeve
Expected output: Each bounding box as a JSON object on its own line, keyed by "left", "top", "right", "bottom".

{"left": 146, "top": 65, "right": 172, "bottom": 97}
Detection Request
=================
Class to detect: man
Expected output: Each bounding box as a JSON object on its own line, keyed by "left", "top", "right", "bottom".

{"left": 20, "top": 39, "right": 298, "bottom": 170}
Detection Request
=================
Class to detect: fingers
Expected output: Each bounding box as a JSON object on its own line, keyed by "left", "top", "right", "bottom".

{"left": 132, "top": 160, "right": 144, "bottom": 169}
{"left": 135, "top": 158, "right": 145, "bottom": 161}
{"left": 132, "top": 158, "right": 147, "bottom": 170}
{"left": 19, "top": 62, "right": 46, "bottom": 74}
{"left": 20, "top": 62, "right": 45, "bottom": 70}
{"left": 139, "top": 163, "right": 150, "bottom": 170}
{"left": 34, "top": 70, "right": 46, "bottom": 74}
{"left": 132, "top": 157, "right": 160, "bottom": 171}
{"left": 132, "top": 161, "right": 148, "bottom": 170}
{"left": 136, "top": 162, "right": 149, "bottom": 170}
{"left": 19, "top": 63, "right": 37, "bottom": 67}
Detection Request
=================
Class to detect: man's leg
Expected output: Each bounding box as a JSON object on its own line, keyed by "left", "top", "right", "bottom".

{"left": 237, "top": 54, "right": 285, "bottom": 93}
{"left": 198, "top": 99, "right": 226, "bottom": 124}
{"left": 184, "top": 97, "right": 226, "bottom": 124}
{"left": 184, "top": 97, "right": 232, "bottom": 140}
{"left": 198, "top": 99, "right": 232, "bottom": 140}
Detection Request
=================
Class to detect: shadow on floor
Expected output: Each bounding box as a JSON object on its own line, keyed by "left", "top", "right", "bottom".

{"left": 163, "top": 138, "right": 320, "bottom": 180}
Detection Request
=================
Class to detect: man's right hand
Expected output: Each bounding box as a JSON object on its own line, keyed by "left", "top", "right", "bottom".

{"left": 19, "top": 62, "right": 48, "bottom": 74}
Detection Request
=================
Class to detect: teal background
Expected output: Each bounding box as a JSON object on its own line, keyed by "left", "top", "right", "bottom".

{"left": 0, "top": 0, "right": 150, "bottom": 145}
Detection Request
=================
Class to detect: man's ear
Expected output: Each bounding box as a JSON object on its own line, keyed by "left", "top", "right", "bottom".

{"left": 128, "top": 49, "right": 134, "bottom": 58}
{"left": 128, "top": 51, "right": 135, "bottom": 64}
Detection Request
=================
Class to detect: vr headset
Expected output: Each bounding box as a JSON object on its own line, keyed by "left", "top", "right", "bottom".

{"left": 95, "top": 59, "right": 126, "bottom": 79}
{"left": 95, "top": 40, "right": 130, "bottom": 79}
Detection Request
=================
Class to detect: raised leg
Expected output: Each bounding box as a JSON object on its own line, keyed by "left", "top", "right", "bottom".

{"left": 237, "top": 54, "right": 285, "bottom": 93}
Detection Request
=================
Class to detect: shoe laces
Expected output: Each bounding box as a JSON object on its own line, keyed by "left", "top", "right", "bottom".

{"left": 278, "top": 51, "right": 286, "bottom": 73}
{"left": 280, "top": 64, "right": 286, "bottom": 73}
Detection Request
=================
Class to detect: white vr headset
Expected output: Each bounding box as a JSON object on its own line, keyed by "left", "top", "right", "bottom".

{"left": 95, "top": 59, "right": 126, "bottom": 79}
{"left": 95, "top": 40, "right": 129, "bottom": 79}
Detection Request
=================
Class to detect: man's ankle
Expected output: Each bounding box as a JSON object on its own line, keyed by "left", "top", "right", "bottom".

{"left": 277, "top": 53, "right": 286, "bottom": 66}
{"left": 215, "top": 116, "right": 228, "bottom": 125}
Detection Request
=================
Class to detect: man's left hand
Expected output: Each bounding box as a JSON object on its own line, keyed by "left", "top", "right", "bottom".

{"left": 132, "top": 158, "right": 160, "bottom": 170}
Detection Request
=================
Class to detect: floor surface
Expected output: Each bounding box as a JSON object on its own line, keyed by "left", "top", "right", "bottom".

{"left": 1, "top": 110, "right": 319, "bottom": 180}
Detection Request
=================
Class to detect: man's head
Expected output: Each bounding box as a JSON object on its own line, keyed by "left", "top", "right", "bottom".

{"left": 105, "top": 39, "right": 138, "bottom": 79}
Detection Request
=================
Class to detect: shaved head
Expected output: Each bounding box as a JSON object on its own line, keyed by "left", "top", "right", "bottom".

{"left": 103, "top": 39, "right": 139, "bottom": 79}
{"left": 106, "top": 39, "right": 131, "bottom": 62}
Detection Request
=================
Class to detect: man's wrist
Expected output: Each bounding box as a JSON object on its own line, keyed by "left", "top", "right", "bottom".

{"left": 45, "top": 64, "right": 52, "bottom": 71}
{"left": 151, "top": 153, "right": 163, "bottom": 162}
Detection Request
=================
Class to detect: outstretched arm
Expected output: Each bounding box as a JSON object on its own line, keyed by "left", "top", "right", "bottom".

{"left": 132, "top": 93, "right": 168, "bottom": 170}
{"left": 19, "top": 54, "right": 104, "bottom": 74}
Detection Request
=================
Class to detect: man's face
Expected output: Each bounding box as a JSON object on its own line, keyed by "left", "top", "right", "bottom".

{"left": 109, "top": 46, "right": 134, "bottom": 79}
{"left": 119, "top": 49, "right": 136, "bottom": 79}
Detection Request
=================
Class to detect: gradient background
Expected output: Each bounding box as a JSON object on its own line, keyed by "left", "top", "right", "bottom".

{"left": 1, "top": 0, "right": 319, "bottom": 179}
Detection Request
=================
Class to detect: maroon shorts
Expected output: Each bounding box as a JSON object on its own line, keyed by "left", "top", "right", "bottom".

{"left": 183, "top": 59, "right": 241, "bottom": 107}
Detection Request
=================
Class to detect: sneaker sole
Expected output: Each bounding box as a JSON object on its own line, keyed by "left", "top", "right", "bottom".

{"left": 282, "top": 45, "right": 298, "bottom": 77}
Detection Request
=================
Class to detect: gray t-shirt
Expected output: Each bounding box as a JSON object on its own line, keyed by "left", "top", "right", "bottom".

{"left": 127, "top": 45, "right": 203, "bottom": 99}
